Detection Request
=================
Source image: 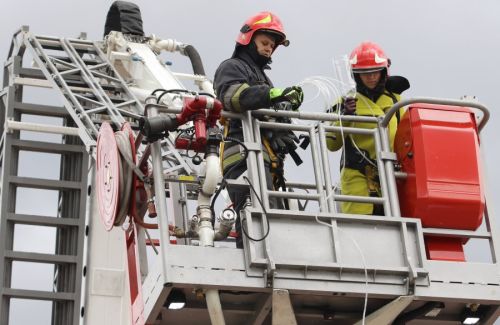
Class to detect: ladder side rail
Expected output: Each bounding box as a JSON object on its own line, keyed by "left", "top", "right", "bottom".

{"left": 6, "top": 26, "right": 28, "bottom": 63}
{"left": 0, "top": 86, "right": 17, "bottom": 325}
{"left": 57, "top": 133, "right": 89, "bottom": 325}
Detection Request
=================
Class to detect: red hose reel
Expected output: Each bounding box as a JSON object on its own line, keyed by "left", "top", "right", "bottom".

{"left": 96, "top": 122, "right": 149, "bottom": 231}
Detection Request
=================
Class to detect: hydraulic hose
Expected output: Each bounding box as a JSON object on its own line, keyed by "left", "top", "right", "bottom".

{"left": 182, "top": 44, "right": 206, "bottom": 76}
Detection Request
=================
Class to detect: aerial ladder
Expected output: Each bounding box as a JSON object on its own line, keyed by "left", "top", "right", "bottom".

{"left": 0, "top": 2, "right": 499, "bottom": 324}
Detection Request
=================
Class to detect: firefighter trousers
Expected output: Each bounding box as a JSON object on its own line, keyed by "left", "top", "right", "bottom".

{"left": 225, "top": 162, "right": 284, "bottom": 248}
{"left": 340, "top": 167, "right": 384, "bottom": 216}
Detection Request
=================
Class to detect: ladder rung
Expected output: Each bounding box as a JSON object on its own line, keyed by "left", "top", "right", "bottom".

{"left": 7, "top": 213, "right": 80, "bottom": 227}
{"left": 2, "top": 288, "right": 76, "bottom": 301}
{"left": 20, "top": 67, "right": 113, "bottom": 91}
{"left": 10, "top": 176, "right": 83, "bottom": 190}
{"left": 49, "top": 55, "right": 100, "bottom": 66}
{"left": 11, "top": 138, "right": 85, "bottom": 154}
{"left": 4, "top": 250, "right": 78, "bottom": 264}
{"left": 13, "top": 102, "right": 69, "bottom": 118}
{"left": 37, "top": 38, "right": 96, "bottom": 53}
{"left": 36, "top": 38, "right": 63, "bottom": 51}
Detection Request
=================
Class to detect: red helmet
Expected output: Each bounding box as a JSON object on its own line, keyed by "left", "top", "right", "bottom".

{"left": 349, "top": 41, "right": 390, "bottom": 73}
{"left": 236, "top": 12, "right": 289, "bottom": 47}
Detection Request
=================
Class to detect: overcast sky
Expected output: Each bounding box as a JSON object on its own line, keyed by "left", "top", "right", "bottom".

{"left": 1, "top": 1, "right": 499, "bottom": 324}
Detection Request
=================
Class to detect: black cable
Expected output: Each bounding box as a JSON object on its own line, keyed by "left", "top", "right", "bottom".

{"left": 240, "top": 176, "right": 270, "bottom": 242}
{"left": 151, "top": 88, "right": 167, "bottom": 95}
{"left": 173, "top": 126, "right": 204, "bottom": 160}
{"left": 157, "top": 89, "right": 190, "bottom": 104}
{"left": 197, "top": 92, "right": 215, "bottom": 98}
{"left": 209, "top": 137, "right": 248, "bottom": 224}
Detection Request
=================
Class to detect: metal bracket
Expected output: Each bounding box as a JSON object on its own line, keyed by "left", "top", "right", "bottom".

{"left": 243, "top": 142, "right": 262, "bottom": 152}
{"left": 405, "top": 257, "right": 418, "bottom": 295}
{"left": 264, "top": 268, "right": 276, "bottom": 288}
{"left": 379, "top": 151, "right": 398, "bottom": 161}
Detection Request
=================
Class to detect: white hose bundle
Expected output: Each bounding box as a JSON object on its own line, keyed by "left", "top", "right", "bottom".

{"left": 297, "top": 76, "right": 344, "bottom": 113}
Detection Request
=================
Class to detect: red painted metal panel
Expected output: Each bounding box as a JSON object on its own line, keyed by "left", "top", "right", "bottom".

{"left": 395, "top": 104, "right": 484, "bottom": 261}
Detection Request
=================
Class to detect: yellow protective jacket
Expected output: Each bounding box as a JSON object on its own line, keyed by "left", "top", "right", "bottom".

{"left": 326, "top": 92, "right": 402, "bottom": 157}
{"left": 326, "top": 91, "right": 404, "bottom": 215}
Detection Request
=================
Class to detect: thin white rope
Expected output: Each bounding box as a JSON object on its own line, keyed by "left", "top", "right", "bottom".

{"left": 315, "top": 190, "right": 369, "bottom": 325}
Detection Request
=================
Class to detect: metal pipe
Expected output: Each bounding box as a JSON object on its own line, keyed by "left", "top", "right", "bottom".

{"left": 380, "top": 97, "right": 490, "bottom": 131}
{"left": 373, "top": 127, "right": 392, "bottom": 216}
{"left": 150, "top": 38, "right": 181, "bottom": 53}
{"left": 143, "top": 104, "right": 380, "bottom": 124}
{"left": 334, "top": 194, "right": 386, "bottom": 204}
{"left": 379, "top": 125, "right": 402, "bottom": 218}
{"left": 253, "top": 120, "right": 270, "bottom": 209}
{"left": 308, "top": 125, "right": 327, "bottom": 211}
{"left": 201, "top": 154, "right": 220, "bottom": 200}
{"left": 205, "top": 289, "right": 226, "bottom": 325}
{"left": 242, "top": 112, "right": 264, "bottom": 207}
{"left": 268, "top": 190, "right": 320, "bottom": 200}
{"left": 5, "top": 120, "right": 80, "bottom": 135}
{"left": 146, "top": 96, "right": 171, "bottom": 280}
{"left": 317, "top": 123, "right": 336, "bottom": 212}
{"left": 195, "top": 149, "right": 226, "bottom": 324}
{"left": 252, "top": 109, "right": 379, "bottom": 123}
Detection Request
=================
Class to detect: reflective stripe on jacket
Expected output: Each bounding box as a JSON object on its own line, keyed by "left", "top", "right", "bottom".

{"left": 214, "top": 49, "right": 274, "bottom": 171}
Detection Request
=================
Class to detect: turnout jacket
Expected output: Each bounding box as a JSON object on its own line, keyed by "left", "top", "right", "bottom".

{"left": 214, "top": 49, "right": 274, "bottom": 170}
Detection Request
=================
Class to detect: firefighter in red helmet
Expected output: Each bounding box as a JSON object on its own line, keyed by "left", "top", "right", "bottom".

{"left": 214, "top": 12, "right": 304, "bottom": 248}
{"left": 326, "top": 41, "right": 410, "bottom": 215}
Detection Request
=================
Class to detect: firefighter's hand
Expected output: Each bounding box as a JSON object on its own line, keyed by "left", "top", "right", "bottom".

{"left": 270, "top": 86, "right": 304, "bottom": 110}
{"left": 340, "top": 97, "right": 357, "bottom": 115}
{"left": 268, "top": 130, "right": 300, "bottom": 155}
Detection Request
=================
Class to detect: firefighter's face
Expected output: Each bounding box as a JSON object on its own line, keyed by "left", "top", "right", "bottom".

{"left": 359, "top": 71, "right": 382, "bottom": 89}
{"left": 253, "top": 33, "right": 276, "bottom": 58}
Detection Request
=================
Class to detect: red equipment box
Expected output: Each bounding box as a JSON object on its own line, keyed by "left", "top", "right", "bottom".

{"left": 394, "top": 104, "right": 484, "bottom": 261}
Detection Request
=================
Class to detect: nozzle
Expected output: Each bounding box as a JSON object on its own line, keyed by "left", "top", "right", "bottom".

{"left": 139, "top": 115, "right": 178, "bottom": 142}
